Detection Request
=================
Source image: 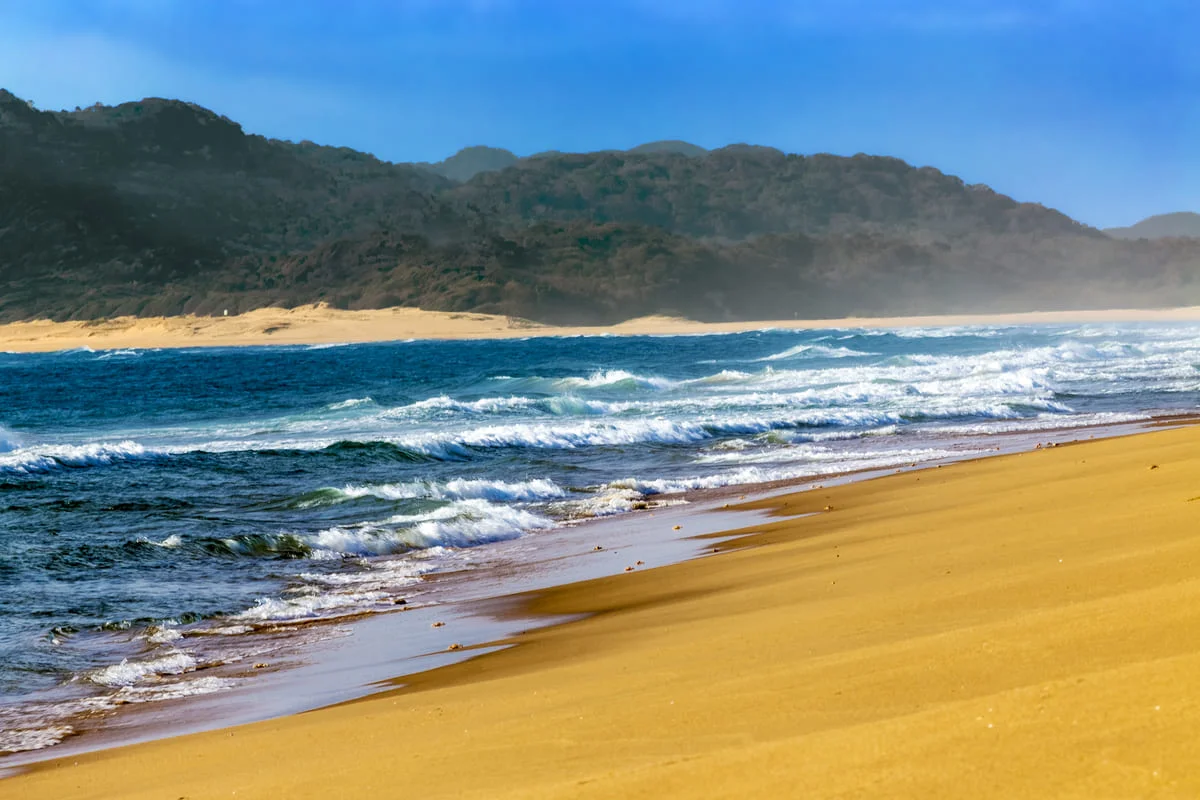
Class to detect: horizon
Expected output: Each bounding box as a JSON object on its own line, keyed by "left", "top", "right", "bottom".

{"left": 1, "top": 0, "right": 1196, "bottom": 228}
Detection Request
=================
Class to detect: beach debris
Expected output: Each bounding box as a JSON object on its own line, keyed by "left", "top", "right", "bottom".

{"left": 432, "top": 621, "right": 445, "bottom": 628}
{"left": 447, "top": 643, "right": 463, "bottom": 651}
{"left": 625, "top": 566, "right": 634, "bottom": 572}
{"left": 636, "top": 560, "right": 644, "bottom": 565}
{"left": 592, "top": 545, "right": 604, "bottom": 551}
{"left": 392, "top": 598, "right": 407, "bottom": 605}
{"left": 1149, "top": 464, "right": 1159, "bottom": 470}
{"left": 673, "top": 524, "right": 682, "bottom": 530}
{"left": 823, "top": 505, "right": 833, "bottom": 511}
{"left": 253, "top": 662, "right": 269, "bottom": 669}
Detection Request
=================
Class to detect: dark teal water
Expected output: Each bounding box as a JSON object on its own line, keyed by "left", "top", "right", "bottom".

{"left": 2, "top": 323, "right": 1198, "bottom": 753}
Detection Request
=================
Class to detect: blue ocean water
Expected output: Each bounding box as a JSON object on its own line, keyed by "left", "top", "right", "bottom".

{"left": 1, "top": 323, "right": 1198, "bottom": 753}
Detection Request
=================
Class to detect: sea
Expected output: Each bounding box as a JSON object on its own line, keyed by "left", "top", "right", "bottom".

{"left": 1, "top": 322, "right": 1198, "bottom": 756}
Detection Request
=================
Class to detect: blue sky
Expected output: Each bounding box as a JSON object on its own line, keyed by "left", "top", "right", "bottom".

{"left": 1, "top": 0, "right": 1195, "bottom": 228}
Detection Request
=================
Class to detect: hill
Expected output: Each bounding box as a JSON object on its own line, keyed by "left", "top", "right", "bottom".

{"left": 626, "top": 140, "right": 708, "bottom": 157}
{"left": 1106, "top": 212, "right": 1200, "bottom": 240}
{"left": 415, "top": 145, "right": 519, "bottom": 182}
{"left": 2, "top": 90, "right": 1199, "bottom": 323}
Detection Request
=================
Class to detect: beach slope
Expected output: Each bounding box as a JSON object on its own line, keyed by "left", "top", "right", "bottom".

{"left": 8, "top": 426, "right": 1200, "bottom": 798}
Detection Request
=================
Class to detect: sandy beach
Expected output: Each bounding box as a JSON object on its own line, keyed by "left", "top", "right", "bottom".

{"left": 5, "top": 424, "right": 1200, "bottom": 797}
{"left": 3, "top": 304, "right": 1200, "bottom": 353}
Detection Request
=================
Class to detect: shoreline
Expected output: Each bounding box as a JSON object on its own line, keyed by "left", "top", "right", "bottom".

{"left": 3, "top": 303, "right": 1200, "bottom": 353}
{"left": 0, "top": 416, "right": 1152, "bottom": 767}
{"left": 7, "top": 421, "right": 1200, "bottom": 797}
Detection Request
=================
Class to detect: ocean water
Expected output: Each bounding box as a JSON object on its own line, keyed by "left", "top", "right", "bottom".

{"left": 1, "top": 323, "right": 1198, "bottom": 754}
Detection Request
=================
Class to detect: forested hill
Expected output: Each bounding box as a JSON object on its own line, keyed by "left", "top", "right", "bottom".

{"left": 2, "top": 90, "right": 1198, "bottom": 324}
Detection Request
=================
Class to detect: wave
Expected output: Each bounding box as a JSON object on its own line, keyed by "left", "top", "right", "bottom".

{"left": 89, "top": 650, "right": 197, "bottom": 687}
{"left": 488, "top": 369, "right": 678, "bottom": 395}
{"left": 555, "top": 369, "right": 677, "bottom": 391}
{"left": 0, "top": 393, "right": 1065, "bottom": 477}
{"left": 383, "top": 399, "right": 1069, "bottom": 458}
{"left": 295, "top": 477, "right": 567, "bottom": 509}
{"left": 606, "top": 446, "right": 967, "bottom": 496}
{"left": 319, "top": 440, "right": 442, "bottom": 462}
{"left": 0, "top": 441, "right": 163, "bottom": 474}
{"left": 754, "top": 344, "right": 877, "bottom": 361}
{"left": 233, "top": 587, "right": 390, "bottom": 621}
{"left": 325, "top": 397, "right": 375, "bottom": 411}
{"left": 0, "top": 675, "right": 237, "bottom": 755}
{"left": 209, "top": 499, "right": 553, "bottom": 561}
{"left": 308, "top": 502, "right": 553, "bottom": 557}
{"left": 95, "top": 349, "right": 142, "bottom": 360}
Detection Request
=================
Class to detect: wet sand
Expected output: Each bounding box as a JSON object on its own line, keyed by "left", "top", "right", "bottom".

{"left": 3, "top": 303, "right": 1200, "bottom": 352}
{"left": 7, "top": 424, "right": 1200, "bottom": 798}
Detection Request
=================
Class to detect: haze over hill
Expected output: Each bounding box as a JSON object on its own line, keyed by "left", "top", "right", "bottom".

{"left": 1105, "top": 212, "right": 1200, "bottom": 240}
{"left": 2, "top": 90, "right": 1199, "bottom": 324}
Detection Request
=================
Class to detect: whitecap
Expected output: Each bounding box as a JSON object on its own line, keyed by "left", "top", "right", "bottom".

{"left": 333, "top": 477, "right": 567, "bottom": 504}
{"left": 325, "top": 397, "right": 375, "bottom": 411}
{"left": 0, "top": 441, "right": 161, "bottom": 474}
{"left": 754, "top": 344, "right": 878, "bottom": 361}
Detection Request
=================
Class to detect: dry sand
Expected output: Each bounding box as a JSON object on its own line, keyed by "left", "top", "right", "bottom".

{"left": 7, "top": 425, "right": 1200, "bottom": 798}
{"left": 3, "top": 304, "right": 1200, "bottom": 352}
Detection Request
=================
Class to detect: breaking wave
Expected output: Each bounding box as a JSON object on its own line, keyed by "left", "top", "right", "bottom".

{"left": 0, "top": 441, "right": 164, "bottom": 474}
{"left": 754, "top": 344, "right": 877, "bottom": 361}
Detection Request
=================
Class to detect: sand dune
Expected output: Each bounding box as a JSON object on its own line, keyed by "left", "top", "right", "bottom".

{"left": 2, "top": 304, "right": 1200, "bottom": 353}
{"left": 8, "top": 425, "right": 1200, "bottom": 798}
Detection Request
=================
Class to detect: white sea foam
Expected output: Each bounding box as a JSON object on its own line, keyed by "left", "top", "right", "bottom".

{"left": 112, "top": 675, "right": 237, "bottom": 702}
{"left": 302, "top": 500, "right": 554, "bottom": 558}
{"left": 326, "top": 397, "right": 375, "bottom": 410}
{"left": 89, "top": 651, "right": 198, "bottom": 687}
{"left": 234, "top": 588, "right": 390, "bottom": 621}
{"left": 333, "top": 477, "right": 567, "bottom": 504}
{"left": 605, "top": 447, "right": 967, "bottom": 496}
{"left": 754, "top": 344, "right": 877, "bottom": 361}
{"left": 145, "top": 625, "right": 184, "bottom": 644}
{"left": 555, "top": 369, "right": 678, "bottom": 390}
{"left": 0, "top": 722, "right": 76, "bottom": 754}
{"left": 0, "top": 441, "right": 161, "bottom": 474}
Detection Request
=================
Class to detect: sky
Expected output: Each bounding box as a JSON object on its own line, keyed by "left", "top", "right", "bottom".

{"left": 0, "top": 0, "right": 1196, "bottom": 228}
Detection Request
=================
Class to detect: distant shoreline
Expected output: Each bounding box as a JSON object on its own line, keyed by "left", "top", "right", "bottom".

{"left": 3, "top": 304, "right": 1200, "bottom": 353}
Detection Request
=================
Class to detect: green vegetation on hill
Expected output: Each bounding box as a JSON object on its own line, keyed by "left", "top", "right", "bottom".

{"left": 2, "top": 90, "right": 1199, "bottom": 323}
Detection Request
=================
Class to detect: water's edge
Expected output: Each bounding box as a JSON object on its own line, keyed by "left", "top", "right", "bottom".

{"left": 1, "top": 417, "right": 1161, "bottom": 774}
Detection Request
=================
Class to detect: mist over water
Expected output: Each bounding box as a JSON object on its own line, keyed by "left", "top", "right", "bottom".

{"left": 1, "top": 323, "right": 1198, "bottom": 754}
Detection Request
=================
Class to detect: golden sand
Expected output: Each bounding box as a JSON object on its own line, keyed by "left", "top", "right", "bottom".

{"left": 2, "top": 304, "right": 1200, "bottom": 353}
{"left": 7, "top": 426, "right": 1200, "bottom": 798}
